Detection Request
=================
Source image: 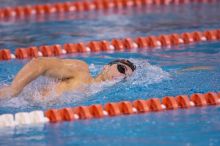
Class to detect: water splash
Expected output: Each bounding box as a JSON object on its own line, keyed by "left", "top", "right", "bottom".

{"left": 128, "top": 59, "right": 170, "bottom": 86}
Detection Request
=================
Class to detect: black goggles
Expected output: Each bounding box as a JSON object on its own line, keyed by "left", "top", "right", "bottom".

{"left": 117, "top": 64, "right": 127, "bottom": 75}
{"left": 108, "top": 61, "right": 133, "bottom": 75}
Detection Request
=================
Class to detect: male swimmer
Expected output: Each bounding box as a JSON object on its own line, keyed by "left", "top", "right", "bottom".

{"left": 0, "top": 57, "right": 136, "bottom": 100}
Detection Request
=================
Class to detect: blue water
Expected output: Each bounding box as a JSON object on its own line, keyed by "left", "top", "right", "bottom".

{"left": 0, "top": 1, "right": 220, "bottom": 146}
{"left": 0, "top": 0, "right": 75, "bottom": 8}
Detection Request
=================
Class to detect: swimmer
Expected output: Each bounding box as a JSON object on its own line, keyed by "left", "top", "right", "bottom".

{"left": 0, "top": 57, "right": 136, "bottom": 100}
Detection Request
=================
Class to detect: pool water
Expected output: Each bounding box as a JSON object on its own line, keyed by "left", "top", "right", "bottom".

{"left": 0, "top": 0, "right": 75, "bottom": 8}
{"left": 0, "top": 1, "right": 220, "bottom": 146}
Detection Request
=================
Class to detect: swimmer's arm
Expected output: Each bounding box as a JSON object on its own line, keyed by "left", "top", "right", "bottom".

{"left": 0, "top": 57, "right": 88, "bottom": 99}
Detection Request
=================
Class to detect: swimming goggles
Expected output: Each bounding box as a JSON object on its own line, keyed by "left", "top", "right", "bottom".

{"left": 117, "top": 64, "right": 127, "bottom": 75}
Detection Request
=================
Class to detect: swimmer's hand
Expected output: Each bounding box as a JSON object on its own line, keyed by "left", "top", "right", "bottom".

{"left": 176, "top": 66, "right": 214, "bottom": 74}
{"left": 0, "top": 86, "right": 19, "bottom": 101}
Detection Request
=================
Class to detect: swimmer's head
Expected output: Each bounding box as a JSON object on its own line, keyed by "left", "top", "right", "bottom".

{"left": 96, "top": 59, "right": 136, "bottom": 81}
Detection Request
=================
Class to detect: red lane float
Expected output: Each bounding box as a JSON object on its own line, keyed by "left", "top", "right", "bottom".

{"left": 40, "top": 46, "right": 53, "bottom": 57}
{"left": 51, "top": 45, "right": 63, "bottom": 56}
{"left": 205, "top": 92, "right": 219, "bottom": 105}
{"left": 190, "top": 93, "right": 207, "bottom": 106}
{"left": 181, "top": 32, "right": 194, "bottom": 44}
{"left": 15, "top": 48, "right": 28, "bottom": 59}
{"left": 204, "top": 30, "right": 217, "bottom": 41}
{"left": 99, "top": 40, "right": 112, "bottom": 51}
{"left": 175, "top": 95, "right": 191, "bottom": 108}
{"left": 159, "top": 35, "right": 171, "bottom": 46}
{"left": 43, "top": 91, "right": 220, "bottom": 123}
{"left": 0, "top": 49, "right": 11, "bottom": 60}
{"left": 45, "top": 109, "right": 62, "bottom": 123}
{"left": 147, "top": 98, "right": 163, "bottom": 111}
{"left": 112, "top": 39, "right": 125, "bottom": 51}
{"left": 1, "top": 28, "right": 220, "bottom": 61}
{"left": 27, "top": 47, "right": 38, "bottom": 58}
{"left": 216, "top": 30, "right": 220, "bottom": 39}
{"left": 88, "top": 41, "right": 102, "bottom": 52}
{"left": 192, "top": 31, "right": 204, "bottom": 42}
{"left": 136, "top": 37, "right": 148, "bottom": 48}
{"left": 133, "top": 99, "right": 149, "bottom": 112}
{"left": 64, "top": 43, "right": 78, "bottom": 53}
{"left": 118, "top": 101, "right": 134, "bottom": 114}
{"left": 123, "top": 38, "right": 135, "bottom": 50}
{"left": 146, "top": 36, "right": 159, "bottom": 48}
{"left": 77, "top": 43, "right": 88, "bottom": 52}
{"left": 89, "top": 104, "right": 104, "bottom": 118}
{"left": 72, "top": 106, "right": 92, "bottom": 119}
{"left": 217, "top": 92, "right": 220, "bottom": 98}
{"left": 169, "top": 33, "right": 181, "bottom": 45}
{"left": 162, "top": 96, "right": 178, "bottom": 110}
{"left": 104, "top": 102, "right": 121, "bottom": 116}
{"left": 59, "top": 108, "right": 75, "bottom": 121}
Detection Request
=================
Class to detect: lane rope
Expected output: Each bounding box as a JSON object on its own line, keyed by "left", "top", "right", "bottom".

{"left": 0, "top": 0, "right": 217, "bottom": 22}
{"left": 0, "top": 91, "right": 219, "bottom": 127}
{"left": 0, "top": 29, "right": 219, "bottom": 61}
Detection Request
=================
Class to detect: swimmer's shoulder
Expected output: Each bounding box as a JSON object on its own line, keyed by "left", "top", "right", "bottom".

{"left": 62, "top": 59, "right": 90, "bottom": 72}
{"left": 42, "top": 57, "right": 90, "bottom": 74}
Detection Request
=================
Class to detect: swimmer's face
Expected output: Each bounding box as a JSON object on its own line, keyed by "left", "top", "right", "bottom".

{"left": 101, "top": 63, "right": 134, "bottom": 80}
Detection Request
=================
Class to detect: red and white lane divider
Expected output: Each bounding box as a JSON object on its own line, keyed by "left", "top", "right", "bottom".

{"left": 0, "top": 0, "right": 217, "bottom": 21}
{"left": 0, "top": 29, "right": 220, "bottom": 61}
{"left": 0, "top": 91, "right": 219, "bottom": 127}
